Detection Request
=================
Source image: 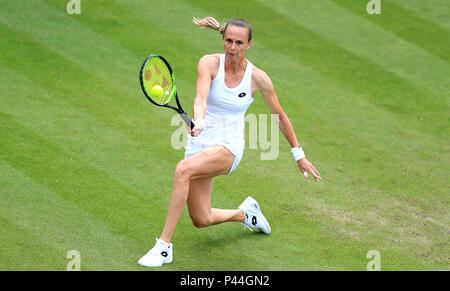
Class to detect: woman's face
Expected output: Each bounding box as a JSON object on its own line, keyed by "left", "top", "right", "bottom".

{"left": 222, "top": 25, "right": 252, "bottom": 62}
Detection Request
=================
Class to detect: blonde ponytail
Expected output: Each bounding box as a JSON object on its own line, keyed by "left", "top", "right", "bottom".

{"left": 193, "top": 16, "right": 225, "bottom": 35}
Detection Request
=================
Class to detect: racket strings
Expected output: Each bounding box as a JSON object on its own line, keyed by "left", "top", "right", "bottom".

{"left": 143, "top": 57, "right": 173, "bottom": 105}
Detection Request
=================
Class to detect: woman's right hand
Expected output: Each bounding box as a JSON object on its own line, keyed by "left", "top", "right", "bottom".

{"left": 187, "top": 118, "right": 205, "bottom": 137}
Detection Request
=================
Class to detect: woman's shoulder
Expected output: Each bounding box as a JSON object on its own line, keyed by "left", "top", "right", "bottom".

{"left": 251, "top": 65, "right": 271, "bottom": 84}
{"left": 198, "top": 54, "right": 222, "bottom": 77}
{"left": 199, "top": 53, "right": 222, "bottom": 65}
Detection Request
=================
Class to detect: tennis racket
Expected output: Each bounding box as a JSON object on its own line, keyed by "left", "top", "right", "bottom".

{"left": 139, "top": 54, "right": 194, "bottom": 129}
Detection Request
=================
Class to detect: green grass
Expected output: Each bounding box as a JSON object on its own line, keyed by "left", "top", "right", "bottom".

{"left": 0, "top": 0, "right": 448, "bottom": 270}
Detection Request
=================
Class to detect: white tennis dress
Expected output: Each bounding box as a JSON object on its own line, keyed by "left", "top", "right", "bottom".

{"left": 184, "top": 54, "right": 254, "bottom": 174}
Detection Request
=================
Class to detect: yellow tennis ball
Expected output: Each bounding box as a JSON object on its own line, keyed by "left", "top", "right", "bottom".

{"left": 150, "top": 85, "right": 163, "bottom": 98}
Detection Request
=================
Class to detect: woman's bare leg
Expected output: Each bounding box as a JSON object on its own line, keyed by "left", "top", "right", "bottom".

{"left": 187, "top": 177, "right": 245, "bottom": 228}
{"left": 159, "top": 147, "right": 235, "bottom": 243}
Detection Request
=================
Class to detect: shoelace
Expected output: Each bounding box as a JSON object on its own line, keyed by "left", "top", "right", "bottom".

{"left": 241, "top": 221, "right": 253, "bottom": 232}
{"left": 241, "top": 211, "right": 254, "bottom": 232}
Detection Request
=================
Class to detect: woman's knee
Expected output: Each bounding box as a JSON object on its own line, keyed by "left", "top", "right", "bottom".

{"left": 190, "top": 214, "right": 212, "bottom": 228}
{"left": 174, "top": 159, "right": 192, "bottom": 181}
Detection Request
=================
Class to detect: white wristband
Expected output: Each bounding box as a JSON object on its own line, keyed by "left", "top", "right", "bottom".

{"left": 193, "top": 118, "right": 205, "bottom": 129}
{"left": 291, "top": 145, "right": 305, "bottom": 162}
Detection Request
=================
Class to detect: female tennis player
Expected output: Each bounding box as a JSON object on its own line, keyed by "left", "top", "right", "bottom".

{"left": 138, "top": 17, "right": 321, "bottom": 267}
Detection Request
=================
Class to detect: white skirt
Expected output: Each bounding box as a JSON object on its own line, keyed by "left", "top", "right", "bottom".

{"left": 184, "top": 136, "right": 244, "bottom": 175}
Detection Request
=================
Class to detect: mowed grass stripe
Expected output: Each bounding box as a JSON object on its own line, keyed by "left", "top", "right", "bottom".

{"left": 0, "top": 0, "right": 208, "bottom": 162}
{"left": 0, "top": 1, "right": 155, "bottom": 111}
{"left": 0, "top": 18, "right": 282, "bottom": 269}
{"left": 242, "top": 40, "right": 449, "bottom": 247}
{"left": 0, "top": 111, "right": 166, "bottom": 254}
{"left": 0, "top": 0, "right": 447, "bottom": 270}
{"left": 39, "top": 0, "right": 446, "bottom": 185}
{"left": 0, "top": 111, "right": 324, "bottom": 270}
{"left": 0, "top": 97, "right": 324, "bottom": 270}
{"left": 40, "top": 0, "right": 211, "bottom": 93}
{"left": 251, "top": 0, "right": 449, "bottom": 196}
{"left": 0, "top": 159, "right": 142, "bottom": 270}
{"left": 118, "top": 0, "right": 446, "bottom": 270}
{"left": 246, "top": 40, "right": 444, "bottom": 215}
{"left": 0, "top": 214, "right": 63, "bottom": 270}
{"left": 332, "top": 0, "right": 450, "bottom": 63}
{"left": 0, "top": 2, "right": 281, "bottom": 270}
{"left": 183, "top": 0, "right": 449, "bottom": 269}
{"left": 184, "top": 1, "right": 448, "bottom": 198}
{"left": 154, "top": 1, "right": 446, "bottom": 272}
{"left": 393, "top": 0, "right": 450, "bottom": 31}
{"left": 262, "top": 0, "right": 449, "bottom": 102}
{"left": 0, "top": 64, "right": 175, "bottom": 253}
{"left": 0, "top": 24, "right": 177, "bottom": 193}
{"left": 0, "top": 12, "right": 362, "bottom": 270}
{"left": 0, "top": 0, "right": 144, "bottom": 103}
{"left": 186, "top": 0, "right": 446, "bottom": 135}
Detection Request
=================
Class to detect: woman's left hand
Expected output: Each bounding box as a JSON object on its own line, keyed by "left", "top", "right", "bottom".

{"left": 297, "top": 158, "right": 321, "bottom": 182}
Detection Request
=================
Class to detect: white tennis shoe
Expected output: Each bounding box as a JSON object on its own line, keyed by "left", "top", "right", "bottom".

{"left": 138, "top": 238, "right": 173, "bottom": 267}
{"left": 238, "top": 196, "right": 271, "bottom": 234}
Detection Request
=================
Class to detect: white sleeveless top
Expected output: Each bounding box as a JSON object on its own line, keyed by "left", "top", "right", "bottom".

{"left": 189, "top": 54, "right": 254, "bottom": 150}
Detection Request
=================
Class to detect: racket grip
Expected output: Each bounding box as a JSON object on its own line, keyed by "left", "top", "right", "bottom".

{"left": 179, "top": 112, "right": 194, "bottom": 130}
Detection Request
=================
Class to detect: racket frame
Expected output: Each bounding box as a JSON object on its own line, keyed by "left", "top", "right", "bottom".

{"left": 139, "top": 54, "right": 194, "bottom": 129}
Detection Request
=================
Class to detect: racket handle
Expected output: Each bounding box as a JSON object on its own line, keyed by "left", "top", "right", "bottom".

{"left": 179, "top": 112, "right": 194, "bottom": 130}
